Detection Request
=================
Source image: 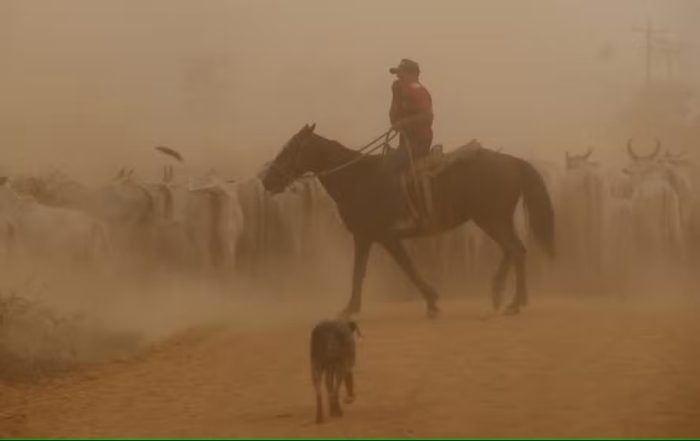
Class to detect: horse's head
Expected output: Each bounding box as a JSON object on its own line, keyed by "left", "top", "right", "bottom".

{"left": 262, "top": 123, "right": 317, "bottom": 194}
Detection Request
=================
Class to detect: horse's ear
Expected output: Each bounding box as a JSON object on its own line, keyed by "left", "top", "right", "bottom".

{"left": 309, "top": 123, "right": 316, "bottom": 133}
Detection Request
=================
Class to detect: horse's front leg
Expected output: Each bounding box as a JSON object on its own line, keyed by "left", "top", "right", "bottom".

{"left": 341, "top": 235, "right": 372, "bottom": 316}
{"left": 381, "top": 238, "right": 440, "bottom": 318}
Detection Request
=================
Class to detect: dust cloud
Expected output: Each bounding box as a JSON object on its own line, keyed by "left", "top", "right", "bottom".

{"left": 1, "top": 1, "right": 700, "bottom": 437}
{"left": 2, "top": 0, "right": 698, "bottom": 177}
{"left": 0, "top": 0, "right": 697, "bottom": 347}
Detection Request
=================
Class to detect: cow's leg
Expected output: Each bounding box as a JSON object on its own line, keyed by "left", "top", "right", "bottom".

{"left": 342, "top": 236, "right": 372, "bottom": 316}
{"left": 381, "top": 238, "right": 440, "bottom": 318}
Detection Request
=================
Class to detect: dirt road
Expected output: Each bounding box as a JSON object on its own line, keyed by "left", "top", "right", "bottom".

{"left": 1, "top": 297, "right": 699, "bottom": 437}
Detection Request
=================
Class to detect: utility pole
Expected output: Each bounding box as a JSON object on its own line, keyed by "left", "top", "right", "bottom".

{"left": 633, "top": 17, "right": 668, "bottom": 85}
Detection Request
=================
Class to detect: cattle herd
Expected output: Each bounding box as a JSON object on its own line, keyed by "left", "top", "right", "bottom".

{"left": 0, "top": 139, "right": 698, "bottom": 299}
{"left": 0, "top": 155, "right": 345, "bottom": 284}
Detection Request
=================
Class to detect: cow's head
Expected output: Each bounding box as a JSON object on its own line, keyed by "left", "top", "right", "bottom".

{"left": 565, "top": 147, "right": 599, "bottom": 171}
{"left": 624, "top": 138, "right": 663, "bottom": 177}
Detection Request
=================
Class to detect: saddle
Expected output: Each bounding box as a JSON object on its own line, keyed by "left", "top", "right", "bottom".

{"left": 399, "top": 139, "right": 484, "bottom": 226}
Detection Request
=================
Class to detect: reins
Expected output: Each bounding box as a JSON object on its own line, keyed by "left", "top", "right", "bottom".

{"left": 265, "top": 128, "right": 398, "bottom": 183}
{"left": 315, "top": 128, "right": 398, "bottom": 177}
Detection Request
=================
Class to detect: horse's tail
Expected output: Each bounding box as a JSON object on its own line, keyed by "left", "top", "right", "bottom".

{"left": 520, "top": 160, "right": 555, "bottom": 258}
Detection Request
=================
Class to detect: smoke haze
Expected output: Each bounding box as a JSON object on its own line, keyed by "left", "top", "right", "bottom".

{"left": 2, "top": 0, "right": 698, "bottom": 180}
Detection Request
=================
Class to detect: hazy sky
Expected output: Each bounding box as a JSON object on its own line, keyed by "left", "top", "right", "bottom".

{"left": 1, "top": 0, "right": 698, "bottom": 180}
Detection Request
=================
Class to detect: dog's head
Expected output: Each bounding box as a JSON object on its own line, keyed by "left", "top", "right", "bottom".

{"left": 346, "top": 320, "right": 361, "bottom": 338}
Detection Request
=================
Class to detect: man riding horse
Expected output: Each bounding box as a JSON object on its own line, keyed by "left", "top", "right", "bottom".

{"left": 261, "top": 60, "right": 555, "bottom": 317}
{"left": 386, "top": 58, "right": 435, "bottom": 229}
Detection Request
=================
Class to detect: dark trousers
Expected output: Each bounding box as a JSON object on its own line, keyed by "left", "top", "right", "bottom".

{"left": 383, "top": 131, "right": 433, "bottom": 221}
{"left": 390, "top": 131, "right": 433, "bottom": 172}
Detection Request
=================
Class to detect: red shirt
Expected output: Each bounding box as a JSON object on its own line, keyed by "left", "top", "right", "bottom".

{"left": 391, "top": 79, "right": 433, "bottom": 138}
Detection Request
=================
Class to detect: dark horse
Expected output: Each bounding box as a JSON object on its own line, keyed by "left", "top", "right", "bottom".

{"left": 262, "top": 124, "right": 555, "bottom": 316}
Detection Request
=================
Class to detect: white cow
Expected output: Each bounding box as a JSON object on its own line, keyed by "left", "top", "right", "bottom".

{"left": 140, "top": 166, "right": 193, "bottom": 267}
{"left": 183, "top": 170, "right": 244, "bottom": 270}
{"left": 10, "top": 170, "right": 89, "bottom": 209}
{"left": 81, "top": 169, "right": 159, "bottom": 263}
{"left": 618, "top": 140, "right": 686, "bottom": 262}
{"left": 659, "top": 149, "right": 696, "bottom": 232}
{"left": 0, "top": 177, "right": 111, "bottom": 265}
{"left": 235, "top": 175, "right": 349, "bottom": 278}
{"left": 557, "top": 148, "right": 606, "bottom": 282}
{"left": 273, "top": 177, "right": 344, "bottom": 261}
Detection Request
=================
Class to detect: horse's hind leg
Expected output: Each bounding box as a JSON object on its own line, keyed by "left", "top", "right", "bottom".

{"left": 381, "top": 238, "right": 440, "bottom": 318}
{"left": 510, "top": 237, "right": 527, "bottom": 313}
{"left": 475, "top": 219, "right": 525, "bottom": 313}
{"left": 491, "top": 251, "right": 511, "bottom": 311}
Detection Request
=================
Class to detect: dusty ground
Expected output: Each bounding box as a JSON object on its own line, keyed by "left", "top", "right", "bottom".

{"left": 1, "top": 296, "right": 699, "bottom": 438}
